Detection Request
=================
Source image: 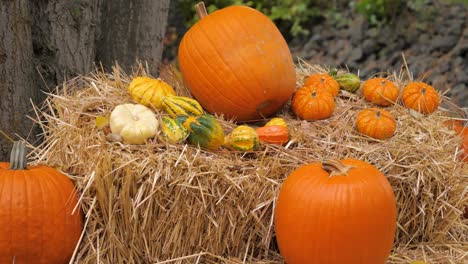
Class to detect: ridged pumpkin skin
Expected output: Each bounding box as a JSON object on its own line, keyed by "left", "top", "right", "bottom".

{"left": 177, "top": 114, "right": 225, "bottom": 150}
{"left": 160, "top": 116, "right": 189, "bottom": 143}
{"left": 224, "top": 125, "right": 259, "bottom": 151}
{"left": 362, "top": 78, "right": 399, "bottom": 106}
{"left": 275, "top": 159, "right": 397, "bottom": 264}
{"left": 128, "top": 76, "right": 176, "bottom": 109}
{"left": 161, "top": 95, "right": 204, "bottom": 118}
{"left": 0, "top": 143, "right": 83, "bottom": 264}
{"left": 178, "top": 6, "right": 296, "bottom": 122}
{"left": 265, "top": 117, "right": 287, "bottom": 128}
{"left": 304, "top": 73, "right": 340, "bottom": 97}
{"left": 334, "top": 73, "right": 361, "bottom": 93}
{"left": 292, "top": 87, "right": 335, "bottom": 120}
{"left": 255, "top": 125, "right": 289, "bottom": 145}
{"left": 402, "top": 82, "right": 439, "bottom": 114}
{"left": 356, "top": 108, "right": 396, "bottom": 139}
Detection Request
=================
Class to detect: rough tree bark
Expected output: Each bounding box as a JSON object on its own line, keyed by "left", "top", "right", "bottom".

{"left": 0, "top": 0, "right": 170, "bottom": 159}
{"left": 0, "top": 0, "right": 36, "bottom": 158}
{"left": 97, "top": 0, "right": 170, "bottom": 75}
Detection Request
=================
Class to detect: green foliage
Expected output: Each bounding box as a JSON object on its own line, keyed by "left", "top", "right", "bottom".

{"left": 178, "top": 0, "right": 331, "bottom": 37}
{"left": 355, "top": 0, "right": 406, "bottom": 25}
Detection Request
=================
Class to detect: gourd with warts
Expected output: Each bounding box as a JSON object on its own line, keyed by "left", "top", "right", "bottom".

{"left": 128, "top": 76, "right": 176, "bottom": 109}
{"left": 224, "top": 125, "right": 259, "bottom": 151}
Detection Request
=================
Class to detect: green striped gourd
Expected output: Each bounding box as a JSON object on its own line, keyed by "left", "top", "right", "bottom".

{"left": 224, "top": 125, "right": 259, "bottom": 151}
{"left": 161, "top": 95, "right": 204, "bottom": 118}
{"left": 160, "top": 116, "right": 189, "bottom": 143}
{"left": 334, "top": 73, "right": 361, "bottom": 93}
{"left": 176, "top": 114, "right": 224, "bottom": 150}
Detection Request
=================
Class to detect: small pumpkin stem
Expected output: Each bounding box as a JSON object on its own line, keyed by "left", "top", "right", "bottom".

{"left": 195, "top": 2, "right": 208, "bottom": 19}
{"left": 380, "top": 80, "right": 386, "bottom": 86}
{"left": 9, "top": 141, "right": 28, "bottom": 170}
{"left": 375, "top": 110, "right": 381, "bottom": 118}
{"left": 311, "top": 90, "right": 317, "bottom": 98}
{"left": 421, "top": 87, "right": 426, "bottom": 95}
{"left": 320, "top": 77, "right": 325, "bottom": 83}
{"left": 322, "top": 159, "right": 353, "bottom": 177}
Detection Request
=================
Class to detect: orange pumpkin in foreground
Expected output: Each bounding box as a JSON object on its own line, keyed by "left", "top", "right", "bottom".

{"left": 402, "top": 82, "right": 439, "bottom": 114}
{"left": 178, "top": 4, "right": 296, "bottom": 122}
{"left": 304, "top": 73, "right": 340, "bottom": 97}
{"left": 0, "top": 141, "right": 83, "bottom": 264}
{"left": 275, "top": 159, "right": 397, "bottom": 264}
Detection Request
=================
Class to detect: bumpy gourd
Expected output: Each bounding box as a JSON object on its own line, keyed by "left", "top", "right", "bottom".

{"left": 224, "top": 125, "right": 259, "bottom": 151}
{"left": 176, "top": 114, "right": 225, "bottom": 150}
{"left": 128, "top": 76, "right": 176, "bottom": 109}
{"left": 161, "top": 95, "right": 204, "bottom": 118}
{"left": 334, "top": 73, "right": 361, "bottom": 93}
{"left": 265, "top": 117, "right": 288, "bottom": 128}
{"left": 110, "top": 104, "right": 159, "bottom": 144}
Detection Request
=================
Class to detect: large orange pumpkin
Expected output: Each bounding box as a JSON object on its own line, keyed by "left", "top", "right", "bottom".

{"left": 0, "top": 141, "right": 83, "bottom": 264}
{"left": 178, "top": 3, "right": 296, "bottom": 122}
{"left": 275, "top": 159, "right": 397, "bottom": 264}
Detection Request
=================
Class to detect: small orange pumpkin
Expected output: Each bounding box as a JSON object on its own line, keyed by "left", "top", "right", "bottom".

{"left": 255, "top": 125, "right": 289, "bottom": 145}
{"left": 362, "top": 78, "right": 399, "bottom": 106}
{"left": 292, "top": 87, "right": 335, "bottom": 120}
{"left": 304, "top": 73, "right": 340, "bottom": 97}
{"left": 356, "top": 108, "right": 396, "bottom": 139}
{"left": 275, "top": 159, "right": 397, "bottom": 264}
{"left": 402, "top": 82, "right": 439, "bottom": 114}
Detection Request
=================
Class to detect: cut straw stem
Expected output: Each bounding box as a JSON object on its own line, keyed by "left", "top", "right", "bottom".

{"left": 195, "top": 2, "right": 208, "bottom": 19}
{"left": 0, "top": 129, "right": 14, "bottom": 143}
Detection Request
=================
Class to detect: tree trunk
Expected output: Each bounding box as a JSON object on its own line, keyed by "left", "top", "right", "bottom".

{"left": 97, "top": 0, "right": 170, "bottom": 76}
{"left": 0, "top": 0, "right": 36, "bottom": 158}
{"left": 0, "top": 0, "right": 169, "bottom": 159}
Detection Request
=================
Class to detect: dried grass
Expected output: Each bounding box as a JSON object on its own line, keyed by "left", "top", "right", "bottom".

{"left": 28, "top": 61, "right": 467, "bottom": 263}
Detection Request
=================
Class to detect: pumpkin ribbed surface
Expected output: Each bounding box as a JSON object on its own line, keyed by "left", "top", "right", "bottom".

{"left": 224, "top": 125, "right": 259, "bottom": 151}
{"left": 356, "top": 108, "right": 396, "bottom": 139}
{"left": 275, "top": 159, "right": 397, "bottom": 264}
{"left": 304, "top": 73, "right": 340, "bottom": 97}
{"left": 161, "top": 116, "right": 189, "bottom": 143}
{"left": 176, "top": 114, "right": 224, "bottom": 150}
{"left": 292, "top": 87, "right": 335, "bottom": 120}
{"left": 162, "top": 96, "right": 204, "bottom": 118}
{"left": 362, "top": 78, "right": 399, "bottom": 106}
{"left": 128, "top": 76, "right": 175, "bottom": 109}
{"left": 402, "top": 82, "right": 439, "bottom": 114}
{"left": 0, "top": 163, "right": 83, "bottom": 264}
{"left": 178, "top": 6, "right": 296, "bottom": 121}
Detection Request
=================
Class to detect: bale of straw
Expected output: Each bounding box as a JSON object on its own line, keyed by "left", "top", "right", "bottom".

{"left": 29, "top": 62, "right": 467, "bottom": 263}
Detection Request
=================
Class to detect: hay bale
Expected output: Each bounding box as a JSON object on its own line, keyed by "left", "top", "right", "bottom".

{"left": 29, "top": 62, "right": 467, "bottom": 263}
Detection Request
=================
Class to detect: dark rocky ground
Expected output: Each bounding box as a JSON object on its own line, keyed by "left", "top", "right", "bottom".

{"left": 163, "top": 0, "right": 467, "bottom": 108}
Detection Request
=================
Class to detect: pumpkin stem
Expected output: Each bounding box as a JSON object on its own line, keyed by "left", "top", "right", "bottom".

{"left": 322, "top": 159, "right": 353, "bottom": 177}
{"left": 195, "top": 2, "right": 208, "bottom": 19}
{"left": 380, "top": 80, "right": 386, "bottom": 86}
{"left": 311, "top": 90, "right": 317, "bottom": 98}
{"left": 421, "top": 87, "right": 426, "bottom": 95}
{"left": 375, "top": 110, "right": 381, "bottom": 118}
{"left": 9, "top": 141, "right": 27, "bottom": 170}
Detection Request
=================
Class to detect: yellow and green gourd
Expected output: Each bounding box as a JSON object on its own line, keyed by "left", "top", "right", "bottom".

{"left": 224, "top": 125, "right": 259, "bottom": 151}
{"left": 176, "top": 114, "right": 224, "bottom": 150}
{"left": 161, "top": 95, "right": 204, "bottom": 118}
{"left": 265, "top": 117, "right": 288, "bottom": 128}
{"left": 334, "top": 73, "right": 361, "bottom": 93}
{"left": 160, "top": 116, "right": 189, "bottom": 143}
{"left": 128, "top": 77, "right": 176, "bottom": 109}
